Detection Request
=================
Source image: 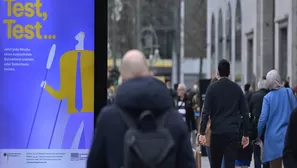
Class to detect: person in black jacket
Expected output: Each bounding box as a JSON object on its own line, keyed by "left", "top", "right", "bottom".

{"left": 249, "top": 77, "right": 269, "bottom": 168}
{"left": 87, "top": 50, "right": 196, "bottom": 168}
{"left": 283, "top": 107, "right": 297, "bottom": 168}
{"left": 244, "top": 83, "right": 253, "bottom": 102}
{"left": 174, "top": 83, "right": 196, "bottom": 132}
{"left": 199, "top": 59, "right": 249, "bottom": 168}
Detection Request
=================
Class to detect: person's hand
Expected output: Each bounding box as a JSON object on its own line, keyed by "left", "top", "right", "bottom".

{"left": 199, "top": 135, "right": 206, "bottom": 146}
{"left": 40, "top": 81, "right": 47, "bottom": 88}
{"left": 242, "top": 136, "right": 249, "bottom": 148}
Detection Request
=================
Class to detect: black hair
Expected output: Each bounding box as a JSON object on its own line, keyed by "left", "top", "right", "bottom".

{"left": 244, "top": 83, "right": 251, "bottom": 92}
{"left": 284, "top": 80, "right": 290, "bottom": 88}
{"left": 218, "top": 59, "right": 230, "bottom": 77}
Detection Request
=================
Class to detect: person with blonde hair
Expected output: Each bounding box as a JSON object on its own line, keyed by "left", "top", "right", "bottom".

{"left": 257, "top": 70, "right": 297, "bottom": 168}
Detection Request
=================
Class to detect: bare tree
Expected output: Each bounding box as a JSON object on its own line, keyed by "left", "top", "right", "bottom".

{"left": 184, "top": 0, "right": 207, "bottom": 78}
{"left": 108, "top": 0, "right": 137, "bottom": 57}
{"left": 108, "top": 0, "right": 179, "bottom": 58}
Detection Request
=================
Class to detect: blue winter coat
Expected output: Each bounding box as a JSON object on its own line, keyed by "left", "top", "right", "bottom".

{"left": 258, "top": 87, "right": 297, "bottom": 162}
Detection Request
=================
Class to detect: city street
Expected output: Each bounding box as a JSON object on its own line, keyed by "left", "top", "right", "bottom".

{"left": 201, "top": 157, "right": 210, "bottom": 168}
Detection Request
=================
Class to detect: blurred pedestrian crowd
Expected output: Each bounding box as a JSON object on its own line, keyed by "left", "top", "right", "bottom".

{"left": 88, "top": 49, "right": 297, "bottom": 168}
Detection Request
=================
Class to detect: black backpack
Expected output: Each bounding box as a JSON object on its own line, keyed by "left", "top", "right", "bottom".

{"left": 118, "top": 107, "right": 176, "bottom": 168}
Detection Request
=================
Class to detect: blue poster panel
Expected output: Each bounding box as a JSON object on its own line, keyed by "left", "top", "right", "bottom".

{"left": 0, "top": 0, "right": 94, "bottom": 167}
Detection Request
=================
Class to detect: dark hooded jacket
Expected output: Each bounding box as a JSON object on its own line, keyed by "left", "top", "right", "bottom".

{"left": 87, "top": 77, "right": 196, "bottom": 168}
{"left": 249, "top": 88, "right": 269, "bottom": 140}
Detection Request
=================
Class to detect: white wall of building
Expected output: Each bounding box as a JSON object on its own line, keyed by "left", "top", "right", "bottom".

{"left": 182, "top": 58, "right": 209, "bottom": 74}
{"left": 207, "top": 0, "right": 297, "bottom": 87}
{"left": 274, "top": 0, "right": 292, "bottom": 84}
{"left": 181, "top": 58, "right": 210, "bottom": 88}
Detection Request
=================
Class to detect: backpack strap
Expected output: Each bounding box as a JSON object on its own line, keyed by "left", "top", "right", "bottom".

{"left": 156, "top": 109, "right": 172, "bottom": 128}
{"left": 139, "top": 110, "right": 155, "bottom": 121}
{"left": 114, "top": 105, "right": 137, "bottom": 129}
{"left": 115, "top": 105, "right": 172, "bottom": 129}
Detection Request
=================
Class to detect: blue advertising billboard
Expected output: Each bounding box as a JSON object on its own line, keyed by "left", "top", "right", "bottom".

{"left": 0, "top": 0, "right": 94, "bottom": 167}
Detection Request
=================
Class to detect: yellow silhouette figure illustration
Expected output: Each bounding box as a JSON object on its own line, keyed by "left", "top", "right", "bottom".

{"left": 41, "top": 32, "right": 94, "bottom": 114}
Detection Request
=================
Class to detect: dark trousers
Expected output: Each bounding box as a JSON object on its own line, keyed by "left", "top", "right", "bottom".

{"left": 253, "top": 142, "right": 270, "bottom": 168}
{"left": 206, "top": 146, "right": 225, "bottom": 168}
{"left": 210, "top": 132, "right": 239, "bottom": 168}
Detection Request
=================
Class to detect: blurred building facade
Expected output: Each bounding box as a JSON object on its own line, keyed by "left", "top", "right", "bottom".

{"left": 207, "top": 0, "right": 297, "bottom": 88}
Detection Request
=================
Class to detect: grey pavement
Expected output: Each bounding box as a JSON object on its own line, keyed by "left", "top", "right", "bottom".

{"left": 201, "top": 156, "right": 210, "bottom": 168}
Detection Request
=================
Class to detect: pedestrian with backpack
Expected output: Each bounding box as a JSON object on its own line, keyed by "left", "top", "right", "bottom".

{"left": 87, "top": 49, "right": 196, "bottom": 168}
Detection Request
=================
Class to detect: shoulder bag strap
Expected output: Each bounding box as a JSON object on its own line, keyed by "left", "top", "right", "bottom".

{"left": 114, "top": 105, "right": 137, "bottom": 129}
{"left": 178, "top": 101, "right": 185, "bottom": 109}
{"left": 286, "top": 88, "right": 293, "bottom": 111}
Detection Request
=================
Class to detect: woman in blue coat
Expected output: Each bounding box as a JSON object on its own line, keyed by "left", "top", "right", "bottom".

{"left": 258, "top": 70, "right": 297, "bottom": 167}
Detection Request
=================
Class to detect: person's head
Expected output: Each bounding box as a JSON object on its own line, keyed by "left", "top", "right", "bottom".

{"left": 218, "top": 59, "right": 230, "bottom": 78}
{"left": 75, "top": 31, "right": 85, "bottom": 41}
{"left": 193, "top": 82, "right": 199, "bottom": 90}
{"left": 177, "top": 83, "right": 186, "bottom": 97}
{"left": 257, "top": 78, "right": 267, "bottom": 90}
{"left": 120, "top": 49, "right": 151, "bottom": 81}
{"left": 266, "top": 69, "right": 282, "bottom": 90}
{"left": 244, "top": 83, "right": 251, "bottom": 92}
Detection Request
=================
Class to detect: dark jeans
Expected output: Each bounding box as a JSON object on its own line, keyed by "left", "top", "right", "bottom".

{"left": 253, "top": 142, "right": 270, "bottom": 168}
{"left": 210, "top": 133, "right": 239, "bottom": 168}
